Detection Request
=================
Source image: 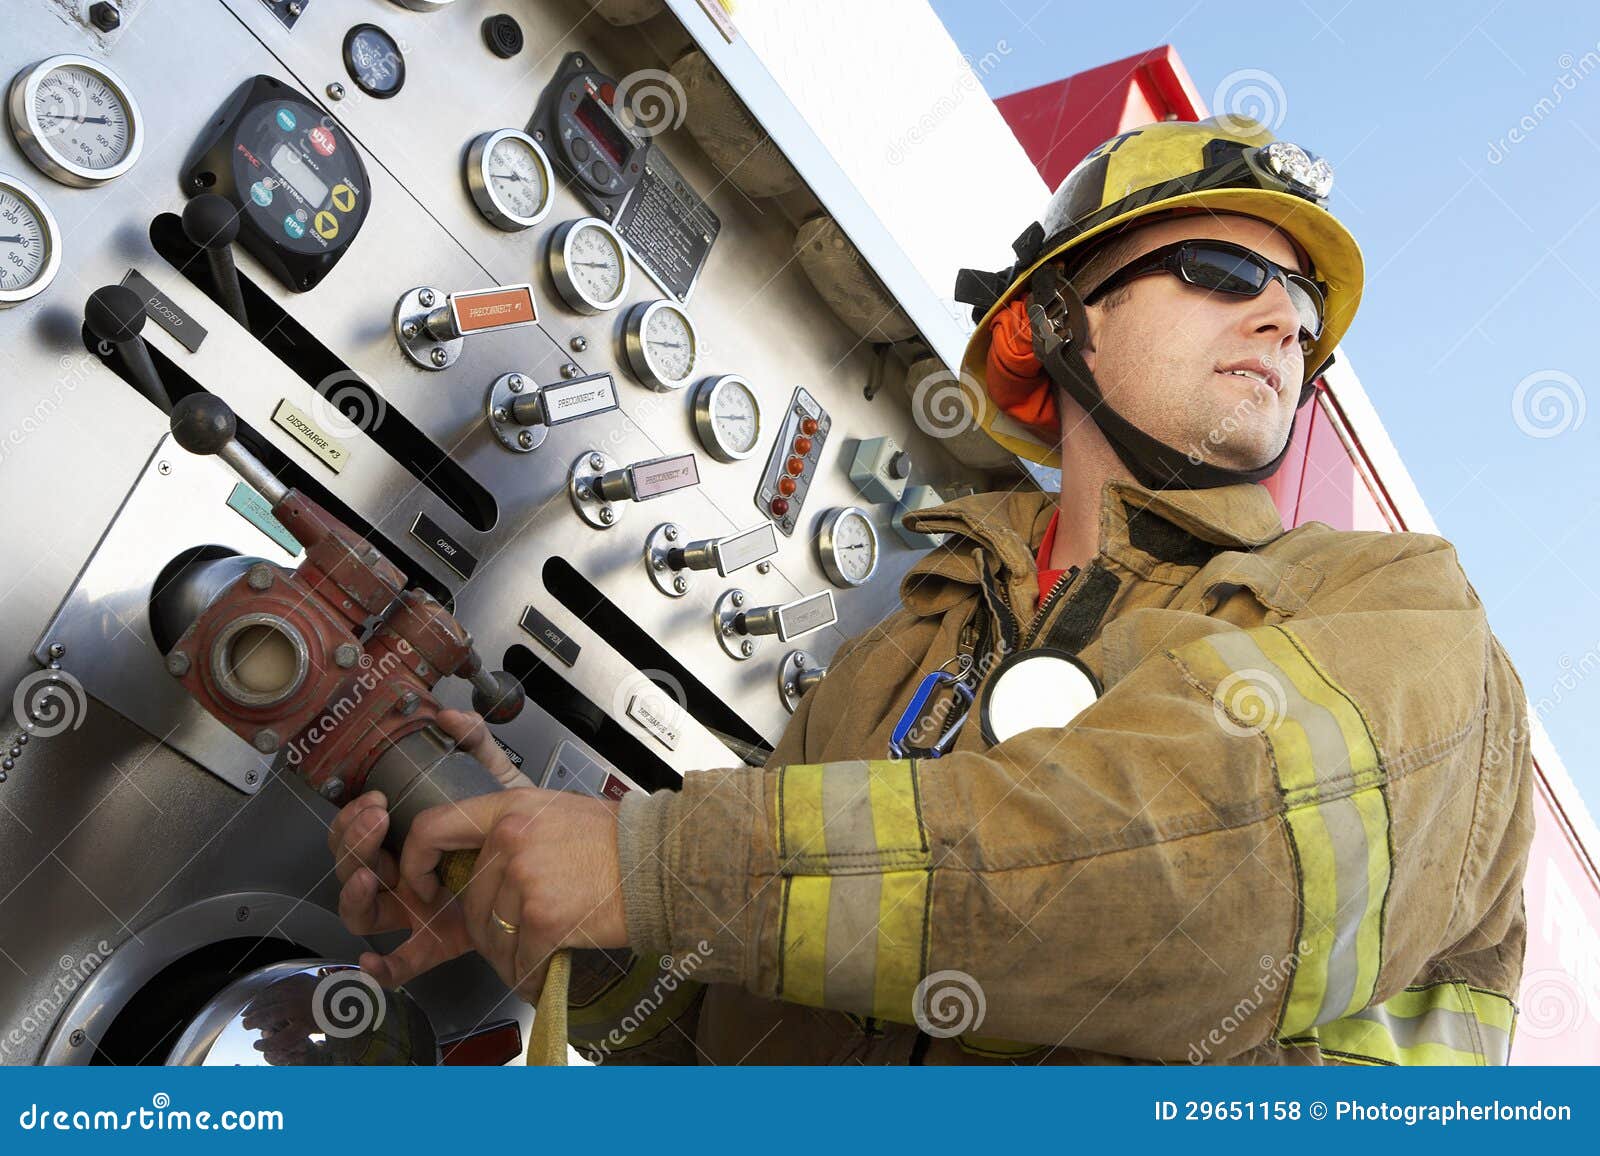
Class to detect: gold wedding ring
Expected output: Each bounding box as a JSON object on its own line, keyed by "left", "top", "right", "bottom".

{"left": 490, "top": 908, "right": 520, "bottom": 935}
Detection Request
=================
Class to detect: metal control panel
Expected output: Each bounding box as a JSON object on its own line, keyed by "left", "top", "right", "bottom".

{"left": 0, "top": 0, "right": 999, "bottom": 1064}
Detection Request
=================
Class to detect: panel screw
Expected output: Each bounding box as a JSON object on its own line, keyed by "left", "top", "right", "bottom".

{"left": 246, "top": 563, "right": 274, "bottom": 590}
{"left": 397, "top": 692, "right": 420, "bottom": 716}
{"left": 570, "top": 336, "right": 587, "bottom": 353}
{"left": 87, "top": 2, "right": 120, "bottom": 32}
{"left": 319, "top": 778, "right": 345, "bottom": 802}
{"left": 518, "top": 431, "right": 534, "bottom": 449}
{"left": 673, "top": 576, "right": 689, "bottom": 593}
{"left": 165, "top": 651, "right": 191, "bottom": 677}
{"left": 157, "top": 460, "right": 171, "bottom": 475}
{"left": 598, "top": 506, "right": 615, "bottom": 525}
{"left": 401, "top": 320, "right": 420, "bottom": 339}
{"left": 740, "top": 640, "right": 756, "bottom": 657}
{"left": 731, "top": 591, "right": 746, "bottom": 607}
{"left": 588, "top": 453, "right": 604, "bottom": 470}
{"left": 664, "top": 525, "right": 679, "bottom": 542}
{"left": 756, "top": 560, "right": 772, "bottom": 575}
{"left": 235, "top": 906, "right": 250, "bottom": 922}
{"left": 69, "top": 1029, "right": 86, "bottom": 1047}
{"left": 430, "top": 348, "right": 449, "bottom": 367}
{"left": 326, "top": 82, "right": 346, "bottom": 101}
{"left": 508, "top": 374, "right": 524, "bottom": 391}
{"left": 47, "top": 643, "right": 65, "bottom": 660}
{"left": 253, "top": 729, "right": 280, "bottom": 753}
{"left": 562, "top": 363, "right": 580, "bottom": 379}
{"left": 418, "top": 289, "right": 436, "bottom": 307}
{"left": 245, "top": 770, "right": 259, "bottom": 785}
{"left": 334, "top": 643, "right": 359, "bottom": 668}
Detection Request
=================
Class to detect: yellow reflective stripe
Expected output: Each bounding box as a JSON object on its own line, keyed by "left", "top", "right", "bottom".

{"left": 781, "top": 869, "right": 932, "bottom": 1019}
{"left": 777, "top": 760, "right": 929, "bottom": 871}
{"left": 781, "top": 875, "right": 831, "bottom": 1008}
{"left": 1284, "top": 983, "right": 1516, "bottom": 1066}
{"left": 1180, "top": 626, "right": 1392, "bottom": 1036}
{"left": 566, "top": 952, "right": 704, "bottom": 1052}
{"left": 775, "top": 760, "right": 933, "bottom": 1018}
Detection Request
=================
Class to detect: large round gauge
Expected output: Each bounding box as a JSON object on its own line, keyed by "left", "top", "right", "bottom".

{"left": 817, "top": 506, "right": 879, "bottom": 588}
{"left": 0, "top": 175, "right": 62, "bottom": 308}
{"left": 692, "top": 374, "right": 762, "bottom": 462}
{"left": 623, "top": 299, "right": 698, "bottom": 391}
{"left": 7, "top": 55, "right": 143, "bottom": 188}
{"left": 465, "top": 129, "right": 554, "bottom": 231}
{"left": 548, "top": 217, "right": 629, "bottom": 313}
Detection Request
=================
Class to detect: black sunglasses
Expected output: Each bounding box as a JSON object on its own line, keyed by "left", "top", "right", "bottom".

{"left": 1081, "top": 239, "right": 1326, "bottom": 343}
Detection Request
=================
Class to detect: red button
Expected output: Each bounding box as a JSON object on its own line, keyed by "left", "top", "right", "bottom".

{"left": 770, "top": 496, "right": 790, "bottom": 517}
{"left": 777, "top": 476, "right": 797, "bottom": 496}
{"left": 792, "top": 435, "right": 813, "bottom": 455}
{"left": 800, "top": 417, "right": 819, "bottom": 436}
{"left": 309, "top": 125, "right": 336, "bottom": 157}
{"left": 785, "top": 456, "right": 806, "bottom": 476}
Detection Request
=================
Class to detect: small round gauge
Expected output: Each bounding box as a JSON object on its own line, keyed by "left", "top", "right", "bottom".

{"left": 7, "top": 55, "right": 143, "bottom": 188}
{"left": 817, "top": 506, "right": 880, "bottom": 589}
{"left": 623, "top": 299, "right": 698, "bottom": 391}
{"left": 0, "top": 175, "right": 62, "bottom": 308}
{"left": 465, "top": 129, "right": 554, "bottom": 231}
{"left": 548, "top": 217, "right": 629, "bottom": 313}
{"left": 343, "top": 24, "right": 406, "bottom": 99}
{"left": 692, "top": 374, "right": 762, "bottom": 462}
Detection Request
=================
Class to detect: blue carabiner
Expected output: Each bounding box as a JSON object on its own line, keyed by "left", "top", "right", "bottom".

{"left": 889, "top": 657, "right": 976, "bottom": 759}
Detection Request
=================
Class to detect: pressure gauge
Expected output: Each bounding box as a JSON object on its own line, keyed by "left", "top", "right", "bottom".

{"left": 465, "top": 129, "right": 554, "bottom": 231}
{"left": 623, "top": 299, "right": 698, "bottom": 391}
{"left": 692, "top": 374, "right": 762, "bottom": 462}
{"left": 7, "top": 55, "right": 143, "bottom": 187}
{"left": 548, "top": 217, "right": 629, "bottom": 313}
{"left": 817, "top": 506, "right": 879, "bottom": 588}
{"left": 0, "top": 175, "right": 62, "bottom": 307}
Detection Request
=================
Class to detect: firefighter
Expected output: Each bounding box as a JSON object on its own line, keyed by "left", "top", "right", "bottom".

{"left": 328, "top": 116, "right": 1535, "bottom": 1065}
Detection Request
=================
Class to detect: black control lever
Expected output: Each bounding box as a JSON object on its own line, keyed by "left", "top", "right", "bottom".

{"left": 181, "top": 194, "right": 249, "bottom": 327}
{"left": 86, "top": 285, "right": 173, "bottom": 415}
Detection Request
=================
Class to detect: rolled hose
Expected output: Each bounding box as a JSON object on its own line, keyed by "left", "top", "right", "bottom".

{"left": 365, "top": 729, "right": 571, "bottom": 1066}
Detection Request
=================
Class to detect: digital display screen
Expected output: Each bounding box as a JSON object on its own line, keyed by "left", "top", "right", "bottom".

{"left": 270, "top": 143, "right": 329, "bottom": 208}
{"left": 575, "top": 95, "right": 630, "bottom": 165}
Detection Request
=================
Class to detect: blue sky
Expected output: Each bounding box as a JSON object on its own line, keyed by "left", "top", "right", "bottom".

{"left": 931, "top": 0, "right": 1600, "bottom": 811}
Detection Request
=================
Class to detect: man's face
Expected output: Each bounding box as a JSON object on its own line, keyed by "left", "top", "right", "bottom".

{"left": 1076, "top": 213, "right": 1308, "bottom": 471}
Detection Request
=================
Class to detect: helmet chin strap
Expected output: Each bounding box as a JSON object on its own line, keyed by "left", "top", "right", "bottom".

{"left": 1026, "top": 265, "right": 1313, "bottom": 491}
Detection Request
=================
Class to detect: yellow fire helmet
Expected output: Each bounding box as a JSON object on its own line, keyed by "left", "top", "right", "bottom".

{"left": 954, "top": 115, "right": 1364, "bottom": 482}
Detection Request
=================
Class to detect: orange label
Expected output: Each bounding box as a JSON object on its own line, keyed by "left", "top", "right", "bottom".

{"left": 452, "top": 285, "right": 537, "bottom": 333}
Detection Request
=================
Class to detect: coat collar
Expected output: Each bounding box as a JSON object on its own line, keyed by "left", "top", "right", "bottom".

{"left": 899, "top": 479, "right": 1286, "bottom": 612}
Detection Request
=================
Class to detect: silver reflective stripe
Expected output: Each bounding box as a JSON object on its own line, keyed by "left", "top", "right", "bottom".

{"left": 1204, "top": 631, "right": 1375, "bottom": 1020}
{"left": 1350, "top": 1001, "right": 1510, "bottom": 1064}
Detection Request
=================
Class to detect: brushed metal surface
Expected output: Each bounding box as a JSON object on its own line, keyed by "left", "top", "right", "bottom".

{"left": 0, "top": 0, "right": 993, "bottom": 1062}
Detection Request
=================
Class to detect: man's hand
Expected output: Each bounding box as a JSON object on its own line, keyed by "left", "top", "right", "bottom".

{"left": 399, "top": 774, "right": 627, "bottom": 1003}
{"left": 328, "top": 708, "right": 628, "bottom": 1002}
